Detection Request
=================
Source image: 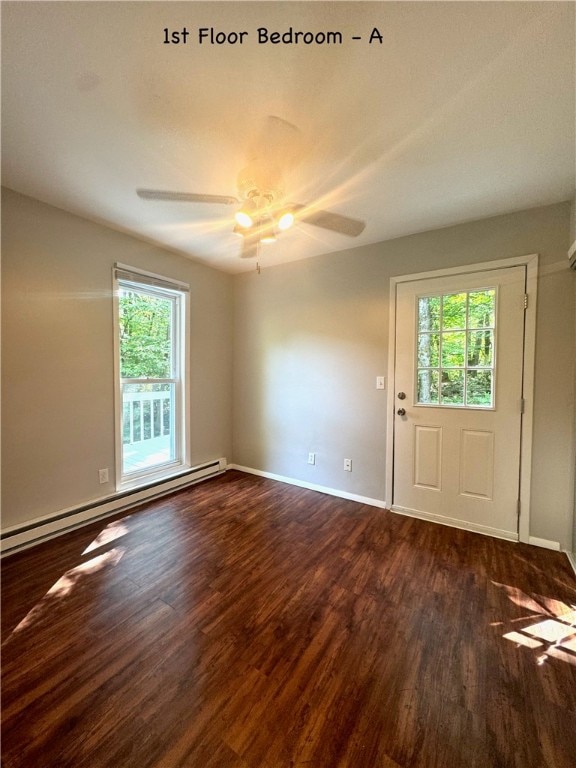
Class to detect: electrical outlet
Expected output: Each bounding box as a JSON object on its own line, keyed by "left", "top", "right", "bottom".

{"left": 98, "top": 468, "right": 109, "bottom": 484}
{"left": 344, "top": 459, "right": 352, "bottom": 472}
{"left": 308, "top": 452, "right": 316, "bottom": 465}
{"left": 376, "top": 376, "right": 386, "bottom": 390}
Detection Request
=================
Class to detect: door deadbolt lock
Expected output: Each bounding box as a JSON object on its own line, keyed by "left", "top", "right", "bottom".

{"left": 397, "top": 392, "right": 406, "bottom": 400}
{"left": 397, "top": 408, "right": 406, "bottom": 416}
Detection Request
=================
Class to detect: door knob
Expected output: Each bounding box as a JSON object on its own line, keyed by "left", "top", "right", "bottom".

{"left": 397, "top": 392, "right": 406, "bottom": 400}
{"left": 397, "top": 408, "right": 406, "bottom": 416}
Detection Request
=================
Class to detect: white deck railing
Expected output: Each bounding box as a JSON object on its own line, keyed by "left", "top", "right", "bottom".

{"left": 122, "top": 388, "right": 171, "bottom": 445}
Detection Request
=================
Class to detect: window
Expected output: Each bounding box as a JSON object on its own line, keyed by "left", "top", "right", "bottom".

{"left": 114, "top": 267, "right": 189, "bottom": 486}
{"left": 416, "top": 288, "right": 496, "bottom": 408}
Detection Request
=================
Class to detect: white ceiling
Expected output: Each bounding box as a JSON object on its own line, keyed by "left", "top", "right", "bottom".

{"left": 2, "top": 2, "right": 575, "bottom": 273}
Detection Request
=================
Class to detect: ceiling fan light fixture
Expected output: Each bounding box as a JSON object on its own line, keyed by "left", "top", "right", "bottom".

{"left": 259, "top": 213, "right": 277, "bottom": 243}
{"left": 277, "top": 210, "right": 294, "bottom": 231}
{"left": 260, "top": 230, "right": 277, "bottom": 244}
{"left": 234, "top": 195, "right": 258, "bottom": 228}
{"left": 235, "top": 209, "right": 254, "bottom": 229}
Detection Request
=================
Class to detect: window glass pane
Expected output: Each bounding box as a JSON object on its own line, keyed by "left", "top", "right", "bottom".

{"left": 122, "top": 402, "right": 131, "bottom": 444}
{"left": 119, "top": 289, "right": 173, "bottom": 378}
{"left": 441, "top": 331, "right": 466, "bottom": 367}
{"left": 442, "top": 293, "right": 467, "bottom": 329}
{"left": 153, "top": 398, "right": 162, "bottom": 438}
{"left": 163, "top": 396, "right": 171, "bottom": 434}
{"left": 418, "top": 296, "right": 441, "bottom": 332}
{"left": 132, "top": 400, "right": 141, "bottom": 442}
{"left": 122, "top": 383, "right": 175, "bottom": 475}
{"left": 468, "top": 290, "right": 495, "bottom": 328}
{"left": 418, "top": 333, "right": 439, "bottom": 367}
{"left": 466, "top": 370, "right": 493, "bottom": 407}
{"left": 441, "top": 369, "right": 464, "bottom": 405}
{"left": 417, "top": 369, "right": 439, "bottom": 404}
{"left": 415, "top": 287, "right": 496, "bottom": 408}
{"left": 467, "top": 330, "right": 494, "bottom": 367}
{"left": 143, "top": 400, "right": 152, "bottom": 440}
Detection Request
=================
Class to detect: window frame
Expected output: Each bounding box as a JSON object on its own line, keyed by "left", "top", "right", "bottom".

{"left": 113, "top": 266, "right": 190, "bottom": 490}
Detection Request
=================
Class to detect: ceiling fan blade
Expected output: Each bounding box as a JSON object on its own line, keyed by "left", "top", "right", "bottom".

{"left": 291, "top": 204, "right": 366, "bottom": 237}
{"left": 137, "top": 189, "right": 238, "bottom": 205}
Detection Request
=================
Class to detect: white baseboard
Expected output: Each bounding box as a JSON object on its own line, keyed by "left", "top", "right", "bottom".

{"left": 565, "top": 551, "right": 576, "bottom": 576}
{"left": 390, "top": 504, "right": 519, "bottom": 542}
{"left": 228, "top": 464, "right": 387, "bottom": 509}
{"left": 528, "top": 536, "right": 561, "bottom": 551}
{"left": 1, "top": 458, "right": 227, "bottom": 557}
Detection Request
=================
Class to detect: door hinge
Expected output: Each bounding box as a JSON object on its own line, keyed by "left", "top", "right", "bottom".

{"left": 520, "top": 397, "right": 525, "bottom": 414}
{"left": 523, "top": 293, "right": 529, "bottom": 310}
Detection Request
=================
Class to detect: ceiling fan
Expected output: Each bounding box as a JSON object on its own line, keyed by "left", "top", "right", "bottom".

{"left": 136, "top": 117, "right": 366, "bottom": 258}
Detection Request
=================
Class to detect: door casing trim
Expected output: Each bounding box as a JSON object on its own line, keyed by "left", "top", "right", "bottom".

{"left": 386, "top": 254, "right": 538, "bottom": 544}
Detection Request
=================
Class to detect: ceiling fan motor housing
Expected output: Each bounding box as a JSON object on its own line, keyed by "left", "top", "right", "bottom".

{"left": 237, "top": 164, "right": 284, "bottom": 207}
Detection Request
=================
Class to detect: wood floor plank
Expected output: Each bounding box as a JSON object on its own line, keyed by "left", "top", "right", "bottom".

{"left": 2, "top": 470, "right": 575, "bottom": 767}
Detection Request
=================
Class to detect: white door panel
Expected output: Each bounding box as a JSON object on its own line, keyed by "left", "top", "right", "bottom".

{"left": 413, "top": 425, "right": 442, "bottom": 490}
{"left": 393, "top": 266, "right": 526, "bottom": 537}
{"left": 459, "top": 429, "right": 494, "bottom": 499}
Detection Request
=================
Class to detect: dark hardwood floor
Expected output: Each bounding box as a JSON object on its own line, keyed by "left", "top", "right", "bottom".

{"left": 2, "top": 470, "right": 575, "bottom": 768}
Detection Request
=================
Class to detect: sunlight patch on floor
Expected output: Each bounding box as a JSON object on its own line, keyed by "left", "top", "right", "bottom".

{"left": 83, "top": 519, "right": 130, "bottom": 555}
{"left": 493, "top": 581, "right": 576, "bottom": 666}
{"left": 4, "top": 547, "right": 125, "bottom": 642}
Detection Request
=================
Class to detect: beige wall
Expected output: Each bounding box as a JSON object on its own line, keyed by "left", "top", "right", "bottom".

{"left": 2, "top": 189, "right": 233, "bottom": 528}
{"left": 3, "top": 190, "right": 575, "bottom": 551}
{"left": 233, "top": 202, "right": 575, "bottom": 549}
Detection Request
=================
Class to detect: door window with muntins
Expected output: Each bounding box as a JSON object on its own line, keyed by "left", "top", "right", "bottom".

{"left": 416, "top": 289, "right": 496, "bottom": 408}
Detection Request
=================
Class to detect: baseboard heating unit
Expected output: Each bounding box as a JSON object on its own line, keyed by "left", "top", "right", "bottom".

{"left": 1, "top": 458, "right": 227, "bottom": 557}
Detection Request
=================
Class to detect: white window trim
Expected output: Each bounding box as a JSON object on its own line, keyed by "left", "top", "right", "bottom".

{"left": 112, "top": 267, "right": 190, "bottom": 491}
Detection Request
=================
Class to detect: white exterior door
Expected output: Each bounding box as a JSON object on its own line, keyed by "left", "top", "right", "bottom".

{"left": 392, "top": 266, "right": 527, "bottom": 539}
